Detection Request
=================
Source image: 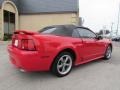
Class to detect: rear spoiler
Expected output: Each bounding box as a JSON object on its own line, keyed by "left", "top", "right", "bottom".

{"left": 14, "top": 30, "right": 38, "bottom": 35}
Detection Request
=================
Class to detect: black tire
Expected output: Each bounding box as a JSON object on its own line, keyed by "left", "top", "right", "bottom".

{"left": 51, "top": 52, "right": 73, "bottom": 77}
{"left": 104, "top": 45, "right": 112, "bottom": 60}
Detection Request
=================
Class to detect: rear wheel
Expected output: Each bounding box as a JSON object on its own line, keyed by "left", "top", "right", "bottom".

{"left": 104, "top": 46, "right": 112, "bottom": 60}
{"left": 51, "top": 52, "right": 73, "bottom": 77}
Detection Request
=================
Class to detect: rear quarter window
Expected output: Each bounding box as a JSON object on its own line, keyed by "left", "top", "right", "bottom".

{"left": 39, "top": 27, "right": 72, "bottom": 37}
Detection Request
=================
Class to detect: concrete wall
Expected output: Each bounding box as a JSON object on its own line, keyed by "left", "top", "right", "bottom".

{"left": 19, "top": 13, "right": 79, "bottom": 31}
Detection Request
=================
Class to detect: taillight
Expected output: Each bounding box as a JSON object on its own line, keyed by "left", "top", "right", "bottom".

{"left": 21, "top": 39, "right": 36, "bottom": 51}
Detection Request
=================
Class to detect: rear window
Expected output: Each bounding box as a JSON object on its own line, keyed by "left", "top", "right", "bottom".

{"left": 39, "top": 27, "right": 72, "bottom": 36}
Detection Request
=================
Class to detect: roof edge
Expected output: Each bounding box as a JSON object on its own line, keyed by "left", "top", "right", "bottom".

{"left": 19, "top": 11, "right": 78, "bottom": 15}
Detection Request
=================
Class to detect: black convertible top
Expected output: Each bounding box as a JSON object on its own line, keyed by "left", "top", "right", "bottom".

{"left": 39, "top": 24, "right": 90, "bottom": 37}
{"left": 48, "top": 24, "right": 90, "bottom": 31}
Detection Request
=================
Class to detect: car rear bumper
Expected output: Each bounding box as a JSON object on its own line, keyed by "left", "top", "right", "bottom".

{"left": 8, "top": 45, "right": 51, "bottom": 72}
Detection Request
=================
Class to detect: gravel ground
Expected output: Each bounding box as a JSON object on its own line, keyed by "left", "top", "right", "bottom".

{"left": 0, "top": 41, "right": 120, "bottom": 90}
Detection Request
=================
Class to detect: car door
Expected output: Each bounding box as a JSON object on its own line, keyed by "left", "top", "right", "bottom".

{"left": 72, "top": 29, "right": 84, "bottom": 64}
{"left": 76, "top": 28, "right": 105, "bottom": 61}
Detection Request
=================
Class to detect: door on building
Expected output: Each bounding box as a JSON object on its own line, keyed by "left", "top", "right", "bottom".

{"left": 4, "top": 10, "right": 15, "bottom": 37}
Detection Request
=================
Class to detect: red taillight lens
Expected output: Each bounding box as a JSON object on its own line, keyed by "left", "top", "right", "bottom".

{"left": 21, "top": 39, "right": 36, "bottom": 51}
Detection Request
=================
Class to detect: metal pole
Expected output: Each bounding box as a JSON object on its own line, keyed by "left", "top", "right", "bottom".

{"left": 110, "top": 23, "right": 114, "bottom": 38}
{"left": 103, "top": 25, "right": 106, "bottom": 37}
{"left": 116, "top": 3, "right": 120, "bottom": 35}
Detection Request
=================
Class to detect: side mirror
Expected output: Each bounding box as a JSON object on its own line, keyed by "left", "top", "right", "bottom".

{"left": 96, "top": 35, "right": 103, "bottom": 40}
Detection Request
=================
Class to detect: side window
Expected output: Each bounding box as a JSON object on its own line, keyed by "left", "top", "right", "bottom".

{"left": 72, "top": 30, "right": 80, "bottom": 38}
{"left": 40, "top": 27, "right": 72, "bottom": 36}
{"left": 76, "top": 28, "right": 96, "bottom": 38}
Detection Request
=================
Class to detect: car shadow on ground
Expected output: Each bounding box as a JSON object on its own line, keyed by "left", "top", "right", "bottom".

{"left": 16, "top": 70, "right": 55, "bottom": 79}
{"left": 15, "top": 59, "right": 105, "bottom": 79}
{"left": 72, "top": 59, "right": 105, "bottom": 71}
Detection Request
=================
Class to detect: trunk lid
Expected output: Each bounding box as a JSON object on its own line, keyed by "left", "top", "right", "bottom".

{"left": 12, "top": 30, "right": 38, "bottom": 51}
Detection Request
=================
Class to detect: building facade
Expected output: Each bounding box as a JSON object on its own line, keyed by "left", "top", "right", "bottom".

{"left": 0, "top": 0, "right": 79, "bottom": 40}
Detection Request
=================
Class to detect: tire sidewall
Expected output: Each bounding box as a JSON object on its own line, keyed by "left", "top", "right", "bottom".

{"left": 104, "top": 46, "right": 112, "bottom": 60}
{"left": 51, "top": 52, "right": 73, "bottom": 77}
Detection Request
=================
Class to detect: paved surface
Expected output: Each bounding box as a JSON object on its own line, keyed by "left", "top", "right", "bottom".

{"left": 0, "top": 41, "right": 120, "bottom": 90}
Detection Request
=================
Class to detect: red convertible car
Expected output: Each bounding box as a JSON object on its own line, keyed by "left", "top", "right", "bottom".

{"left": 8, "top": 25, "right": 112, "bottom": 77}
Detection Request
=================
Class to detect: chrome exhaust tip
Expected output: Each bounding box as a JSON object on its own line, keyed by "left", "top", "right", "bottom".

{"left": 20, "top": 69, "right": 26, "bottom": 72}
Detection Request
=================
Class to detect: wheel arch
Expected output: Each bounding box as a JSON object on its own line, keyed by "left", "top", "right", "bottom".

{"left": 50, "top": 48, "right": 77, "bottom": 70}
{"left": 58, "top": 48, "right": 76, "bottom": 61}
{"left": 108, "top": 43, "right": 113, "bottom": 51}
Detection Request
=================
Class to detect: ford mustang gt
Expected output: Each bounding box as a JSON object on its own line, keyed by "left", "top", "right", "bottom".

{"left": 8, "top": 25, "right": 112, "bottom": 77}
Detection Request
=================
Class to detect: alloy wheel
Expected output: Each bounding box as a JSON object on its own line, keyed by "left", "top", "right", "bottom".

{"left": 106, "top": 46, "right": 112, "bottom": 59}
{"left": 57, "top": 55, "right": 72, "bottom": 75}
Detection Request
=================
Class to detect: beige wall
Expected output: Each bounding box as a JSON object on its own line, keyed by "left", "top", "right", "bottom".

{"left": 3, "top": 2, "right": 16, "bottom": 13}
{"left": 0, "top": 1, "right": 79, "bottom": 40}
{"left": 19, "top": 13, "right": 79, "bottom": 31}
{"left": 0, "top": 9, "right": 2, "bottom": 39}
{"left": 2, "top": 1, "right": 19, "bottom": 30}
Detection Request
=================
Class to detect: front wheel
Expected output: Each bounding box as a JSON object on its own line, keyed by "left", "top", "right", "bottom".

{"left": 51, "top": 52, "right": 73, "bottom": 77}
{"left": 104, "top": 46, "right": 112, "bottom": 60}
